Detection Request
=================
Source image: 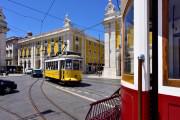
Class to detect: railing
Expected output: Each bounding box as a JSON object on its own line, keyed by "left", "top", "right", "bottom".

{"left": 85, "top": 92, "right": 120, "bottom": 120}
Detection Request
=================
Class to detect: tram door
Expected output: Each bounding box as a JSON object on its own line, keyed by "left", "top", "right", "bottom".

{"left": 60, "top": 60, "right": 65, "bottom": 80}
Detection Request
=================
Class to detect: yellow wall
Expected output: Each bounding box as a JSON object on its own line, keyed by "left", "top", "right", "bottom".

{"left": 116, "top": 20, "right": 120, "bottom": 49}
{"left": 127, "top": 26, "right": 134, "bottom": 48}
{"left": 54, "top": 38, "right": 58, "bottom": 55}
{"left": 25, "top": 48, "right": 28, "bottom": 57}
{"left": 85, "top": 39, "right": 104, "bottom": 65}
{"left": 22, "top": 48, "right": 25, "bottom": 57}
{"left": 73, "top": 35, "right": 82, "bottom": 52}
{"left": 149, "top": 32, "right": 152, "bottom": 47}
{"left": 47, "top": 40, "right": 51, "bottom": 56}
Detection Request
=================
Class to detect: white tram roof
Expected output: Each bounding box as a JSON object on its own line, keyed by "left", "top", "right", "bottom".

{"left": 45, "top": 55, "right": 83, "bottom": 62}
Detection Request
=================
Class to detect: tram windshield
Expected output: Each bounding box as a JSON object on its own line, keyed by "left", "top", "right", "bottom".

{"left": 65, "top": 59, "right": 81, "bottom": 70}
{"left": 65, "top": 59, "right": 72, "bottom": 69}
{"left": 73, "top": 60, "right": 80, "bottom": 70}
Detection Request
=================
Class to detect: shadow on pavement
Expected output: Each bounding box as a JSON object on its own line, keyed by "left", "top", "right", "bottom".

{"left": 45, "top": 79, "right": 91, "bottom": 88}
{"left": 0, "top": 90, "right": 19, "bottom": 96}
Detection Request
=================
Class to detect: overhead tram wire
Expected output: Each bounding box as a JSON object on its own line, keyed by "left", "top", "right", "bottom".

{"left": 1, "top": 6, "right": 41, "bottom": 22}
{"left": 6, "top": 0, "right": 104, "bottom": 37}
{"left": 7, "top": 0, "right": 104, "bottom": 33}
{"left": 8, "top": 24, "right": 28, "bottom": 33}
{"left": 40, "top": 0, "right": 56, "bottom": 34}
{"left": 41, "top": 0, "right": 56, "bottom": 23}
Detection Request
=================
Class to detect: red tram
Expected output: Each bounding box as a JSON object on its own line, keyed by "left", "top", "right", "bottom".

{"left": 120, "top": 0, "right": 180, "bottom": 120}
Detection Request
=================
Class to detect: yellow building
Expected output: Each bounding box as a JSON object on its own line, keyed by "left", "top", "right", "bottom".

{"left": 18, "top": 15, "right": 104, "bottom": 73}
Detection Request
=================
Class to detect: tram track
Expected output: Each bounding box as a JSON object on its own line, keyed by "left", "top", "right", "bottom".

{"left": 28, "top": 77, "right": 78, "bottom": 120}
{"left": 0, "top": 105, "right": 24, "bottom": 119}
{"left": 28, "top": 78, "right": 47, "bottom": 120}
{"left": 40, "top": 79, "right": 78, "bottom": 120}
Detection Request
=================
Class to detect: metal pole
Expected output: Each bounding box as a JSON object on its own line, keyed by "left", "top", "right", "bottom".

{"left": 138, "top": 54, "right": 144, "bottom": 120}
{"left": 99, "top": 34, "right": 100, "bottom": 77}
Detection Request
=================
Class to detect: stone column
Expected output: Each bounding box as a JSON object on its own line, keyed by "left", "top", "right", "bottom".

{"left": 0, "top": 33, "right": 6, "bottom": 66}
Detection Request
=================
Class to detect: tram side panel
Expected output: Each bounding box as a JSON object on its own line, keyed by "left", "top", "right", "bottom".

{"left": 121, "top": 86, "right": 150, "bottom": 120}
{"left": 44, "top": 70, "right": 60, "bottom": 80}
{"left": 158, "top": 94, "right": 180, "bottom": 120}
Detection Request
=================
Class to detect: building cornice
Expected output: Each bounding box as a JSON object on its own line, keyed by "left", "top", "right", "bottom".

{"left": 18, "top": 28, "right": 70, "bottom": 44}
{"left": 18, "top": 27, "right": 104, "bottom": 45}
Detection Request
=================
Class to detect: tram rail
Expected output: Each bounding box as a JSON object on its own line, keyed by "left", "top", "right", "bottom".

{"left": 40, "top": 79, "right": 78, "bottom": 120}
{"left": 28, "top": 79, "right": 47, "bottom": 120}
{"left": 0, "top": 105, "right": 24, "bottom": 119}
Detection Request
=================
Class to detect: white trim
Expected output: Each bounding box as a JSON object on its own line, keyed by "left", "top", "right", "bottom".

{"left": 121, "top": 80, "right": 137, "bottom": 90}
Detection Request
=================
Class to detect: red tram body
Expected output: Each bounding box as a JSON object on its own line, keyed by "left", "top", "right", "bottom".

{"left": 120, "top": 0, "right": 180, "bottom": 120}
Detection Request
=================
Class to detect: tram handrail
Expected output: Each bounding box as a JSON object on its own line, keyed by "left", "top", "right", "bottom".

{"left": 138, "top": 55, "right": 144, "bottom": 120}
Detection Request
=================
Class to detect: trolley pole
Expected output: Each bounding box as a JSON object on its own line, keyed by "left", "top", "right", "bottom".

{"left": 98, "top": 34, "right": 100, "bottom": 77}
{"left": 138, "top": 54, "right": 144, "bottom": 120}
{"left": 42, "top": 49, "right": 46, "bottom": 77}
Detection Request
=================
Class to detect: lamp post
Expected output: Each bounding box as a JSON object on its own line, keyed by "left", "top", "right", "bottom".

{"left": 41, "top": 48, "right": 46, "bottom": 77}
{"left": 99, "top": 34, "right": 101, "bottom": 77}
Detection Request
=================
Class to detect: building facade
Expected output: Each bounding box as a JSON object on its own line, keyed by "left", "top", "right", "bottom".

{"left": 102, "top": 0, "right": 121, "bottom": 78}
{"left": 6, "top": 36, "right": 21, "bottom": 66}
{"left": 0, "top": 8, "right": 8, "bottom": 67}
{"left": 18, "top": 15, "right": 104, "bottom": 73}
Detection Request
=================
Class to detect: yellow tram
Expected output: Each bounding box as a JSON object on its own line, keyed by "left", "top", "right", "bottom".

{"left": 44, "top": 53, "right": 83, "bottom": 83}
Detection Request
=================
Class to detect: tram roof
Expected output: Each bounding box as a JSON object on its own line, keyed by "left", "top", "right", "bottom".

{"left": 45, "top": 54, "right": 83, "bottom": 62}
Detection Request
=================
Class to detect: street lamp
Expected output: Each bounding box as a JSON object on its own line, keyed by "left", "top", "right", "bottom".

{"left": 41, "top": 48, "right": 46, "bottom": 77}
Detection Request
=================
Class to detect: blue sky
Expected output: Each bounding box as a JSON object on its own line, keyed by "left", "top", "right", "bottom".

{"left": 1, "top": 0, "right": 119, "bottom": 40}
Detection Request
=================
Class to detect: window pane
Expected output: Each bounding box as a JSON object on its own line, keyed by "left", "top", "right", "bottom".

{"left": 124, "top": 3, "right": 134, "bottom": 74}
{"left": 73, "top": 60, "right": 80, "bottom": 70}
{"left": 168, "top": 0, "right": 180, "bottom": 79}
{"left": 65, "top": 59, "right": 72, "bottom": 69}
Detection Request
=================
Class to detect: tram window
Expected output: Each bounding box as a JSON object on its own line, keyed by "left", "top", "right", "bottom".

{"left": 48, "top": 62, "right": 50, "bottom": 70}
{"left": 124, "top": 3, "right": 134, "bottom": 75}
{"left": 65, "top": 59, "right": 72, "bottom": 69}
{"left": 80, "top": 61, "right": 82, "bottom": 70}
{"left": 168, "top": 0, "right": 180, "bottom": 79}
{"left": 162, "top": 0, "right": 180, "bottom": 86}
{"left": 60, "top": 60, "right": 65, "bottom": 69}
{"left": 50, "top": 62, "right": 53, "bottom": 70}
{"left": 73, "top": 60, "right": 80, "bottom": 70}
{"left": 55, "top": 61, "right": 58, "bottom": 70}
{"left": 52, "top": 62, "right": 54, "bottom": 70}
